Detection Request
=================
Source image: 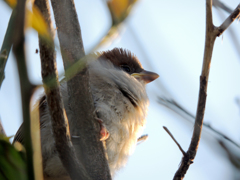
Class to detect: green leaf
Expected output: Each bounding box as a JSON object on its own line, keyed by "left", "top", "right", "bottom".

{"left": 0, "top": 137, "right": 27, "bottom": 180}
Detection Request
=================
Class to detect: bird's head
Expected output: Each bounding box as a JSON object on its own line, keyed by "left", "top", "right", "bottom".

{"left": 98, "top": 48, "right": 159, "bottom": 84}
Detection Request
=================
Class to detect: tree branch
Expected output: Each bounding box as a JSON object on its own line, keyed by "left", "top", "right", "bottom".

{"left": 12, "top": 0, "right": 35, "bottom": 179}
{"left": 212, "top": 0, "right": 233, "bottom": 14}
{"left": 219, "top": 141, "right": 240, "bottom": 168}
{"left": 214, "top": 4, "right": 240, "bottom": 61}
{"left": 50, "top": 0, "right": 85, "bottom": 69}
{"left": 158, "top": 97, "right": 240, "bottom": 148}
{"left": 0, "top": 10, "right": 16, "bottom": 88}
{"left": 173, "top": 1, "right": 215, "bottom": 179}
{"left": 215, "top": 3, "right": 240, "bottom": 37}
{"left": 35, "top": 0, "right": 90, "bottom": 179}
{"left": 50, "top": 0, "right": 111, "bottom": 179}
{"left": 173, "top": 0, "right": 240, "bottom": 179}
{"left": 163, "top": 126, "right": 186, "bottom": 156}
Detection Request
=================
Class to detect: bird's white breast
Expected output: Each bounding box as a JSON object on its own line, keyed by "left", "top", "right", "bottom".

{"left": 88, "top": 60, "right": 149, "bottom": 176}
{"left": 40, "top": 57, "right": 149, "bottom": 178}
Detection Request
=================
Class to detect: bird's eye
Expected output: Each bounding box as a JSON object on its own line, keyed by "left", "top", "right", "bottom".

{"left": 120, "top": 65, "right": 131, "bottom": 73}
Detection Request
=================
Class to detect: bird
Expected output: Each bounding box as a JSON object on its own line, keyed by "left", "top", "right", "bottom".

{"left": 13, "top": 48, "right": 159, "bottom": 179}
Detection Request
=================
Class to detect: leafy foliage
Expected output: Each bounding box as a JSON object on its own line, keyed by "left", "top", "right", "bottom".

{"left": 0, "top": 136, "right": 27, "bottom": 180}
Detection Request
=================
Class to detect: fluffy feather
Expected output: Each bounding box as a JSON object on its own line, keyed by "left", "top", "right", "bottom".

{"left": 89, "top": 59, "right": 149, "bottom": 176}
{"left": 14, "top": 48, "right": 156, "bottom": 179}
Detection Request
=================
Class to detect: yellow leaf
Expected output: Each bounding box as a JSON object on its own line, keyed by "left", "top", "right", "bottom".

{"left": 4, "top": 0, "right": 17, "bottom": 8}
{"left": 109, "top": 0, "right": 128, "bottom": 19}
{"left": 26, "top": 6, "right": 50, "bottom": 39}
{"left": 108, "top": 0, "right": 138, "bottom": 25}
{"left": 4, "top": 0, "right": 50, "bottom": 39}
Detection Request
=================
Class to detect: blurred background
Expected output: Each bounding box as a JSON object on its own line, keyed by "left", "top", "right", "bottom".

{"left": 1, "top": 0, "right": 240, "bottom": 179}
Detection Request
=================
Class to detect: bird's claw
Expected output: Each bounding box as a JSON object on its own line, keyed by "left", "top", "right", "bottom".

{"left": 96, "top": 118, "right": 109, "bottom": 141}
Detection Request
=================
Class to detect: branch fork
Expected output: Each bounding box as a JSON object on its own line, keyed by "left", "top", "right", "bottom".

{"left": 171, "top": 1, "right": 240, "bottom": 179}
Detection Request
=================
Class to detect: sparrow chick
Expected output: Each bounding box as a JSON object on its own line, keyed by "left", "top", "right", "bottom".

{"left": 14, "top": 48, "right": 159, "bottom": 179}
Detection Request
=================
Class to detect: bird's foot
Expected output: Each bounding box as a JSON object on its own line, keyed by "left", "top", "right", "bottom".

{"left": 96, "top": 118, "right": 109, "bottom": 141}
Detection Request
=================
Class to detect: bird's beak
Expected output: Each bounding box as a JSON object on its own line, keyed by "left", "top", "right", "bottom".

{"left": 131, "top": 70, "right": 159, "bottom": 84}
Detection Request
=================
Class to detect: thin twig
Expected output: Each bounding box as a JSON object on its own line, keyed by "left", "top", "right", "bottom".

{"left": 214, "top": 5, "right": 240, "bottom": 61}
{"left": 212, "top": 0, "right": 233, "bottom": 14}
{"left": 158, "top": 97, "right": 240, "bottom": 148}
{"left": 12, "top": 0, "right": 35, "bottom": 179}
{"left": 35, "top": 0, "right": 90, "bottom": 179}
{"left": 163, "top": 126, "right": 186, "bottom": 156}
{"left": 0, "top": 9, "right": 16, "bottom": 88}
{"left": 219, "top": 141, "right": 240, "bottom": 168}
{"left": 173, "top": 1, "right": 216, "bottom": 178}
{"left": 173, "top": 0, "right": 240, "bottom": 179}
{"left": 50, "top": 0, "right": 111, "bottom": 179}
{"left": 215, "top": 3, "right": 240, "bottom": 37}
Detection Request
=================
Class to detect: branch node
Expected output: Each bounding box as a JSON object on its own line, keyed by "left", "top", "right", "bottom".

{"left": 215, "top": 4, "right": 240, "bottom": 37}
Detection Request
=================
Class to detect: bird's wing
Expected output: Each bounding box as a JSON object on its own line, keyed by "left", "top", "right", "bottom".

{"left": 13, "top": 95, "right": 48, "bottom": 144}
{"left": 13, "top": 124, "right": 24, "bottom": 144}
{"left": 118, "top": 85, "right": 138, "bottom": 107}
{"left": 111, "top": 72, "right": 139, "bottom": 107}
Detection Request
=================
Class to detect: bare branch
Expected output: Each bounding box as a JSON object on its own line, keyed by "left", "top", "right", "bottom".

{"left": 50, "top": 0, "right": 85, "bottom": 68}
{"left": 0, "top": 10, "right": 16, "bottom": 88}
{"left": 212, "top": 0, "right": 233, "bottom": 14}
{"left": 35, "top": 0, "right": 90, "bottom": 179}
{"left": 219, "top": 141, "right": 240, "bottom": 168}
{"left": 158, "top": 97, "right": 240, "bottom": 148}
{"left": 215, "top": 3, "right": 240, "bottom": 37}
{"left": 214, "top": 5, "right": 240, "bottom": 61}
{"left": 163, "top": 126, "right": 186, "bottom": 156}
{"left": 50, "top": 0, "right": 111, "bottom": 179}
{"left": 173, "top": 1, "right": 240, "bottom": 179}
{"left": 12, "top": 0, "right": 35, "bottom": 179}
{"left": 173, "top": 0, "right": 215, "bottom": 179}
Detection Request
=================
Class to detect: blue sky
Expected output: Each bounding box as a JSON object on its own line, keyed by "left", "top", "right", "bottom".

{"left": 1, "top": 0, "right": 240, "bottom": 179}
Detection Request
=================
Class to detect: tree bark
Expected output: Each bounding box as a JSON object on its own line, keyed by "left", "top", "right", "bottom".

{"left": 50, "top": 0, "right": 111, "bottom": 179}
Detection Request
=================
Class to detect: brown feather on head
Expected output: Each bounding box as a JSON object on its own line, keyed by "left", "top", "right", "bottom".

{"left": 98, "top": 48, "right": 144, "bottom": 75}
{"left": 98, "top": 48, "right": 159, "bottom": 84}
